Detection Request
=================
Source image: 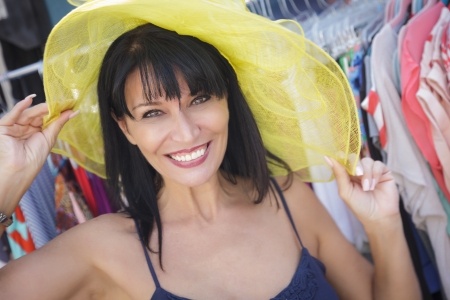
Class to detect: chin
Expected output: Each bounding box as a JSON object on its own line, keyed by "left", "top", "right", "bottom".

{"left": 163, "top": 168, "right": 221, "bottom": 188}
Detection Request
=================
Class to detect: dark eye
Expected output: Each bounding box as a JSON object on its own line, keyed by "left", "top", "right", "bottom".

{"left": 191, "top": 95, "right": 211, "bottom": 106}
{"left": 142, "top": 109, "right": 163, "bottom": 118}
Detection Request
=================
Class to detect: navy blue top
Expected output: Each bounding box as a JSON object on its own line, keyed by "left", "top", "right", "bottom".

{"left": 135, "top": 179, "right": 339, "bottom": 299}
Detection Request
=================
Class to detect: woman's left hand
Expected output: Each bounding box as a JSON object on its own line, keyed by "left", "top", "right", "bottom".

{"left": 325, "top": 156, "right": 400, "bottom": 226}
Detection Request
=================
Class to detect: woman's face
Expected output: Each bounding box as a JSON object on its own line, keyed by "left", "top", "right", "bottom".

{"left": 117, "top": 69, "right": 229, "bottom": 187}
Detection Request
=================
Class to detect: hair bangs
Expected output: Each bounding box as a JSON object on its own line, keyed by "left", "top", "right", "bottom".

{"left": 111, "top": 27, "right": 230, "bottom": 120}
{"left": 134, "top": 33, "right": 229, "bottom": 103}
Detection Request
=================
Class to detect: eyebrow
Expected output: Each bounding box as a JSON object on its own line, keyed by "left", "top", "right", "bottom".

{"left": 131, "top": 91, "right": 200, "bottom": 111}
{"left": 131, "top": 101, "right": 162, "bottom": 111}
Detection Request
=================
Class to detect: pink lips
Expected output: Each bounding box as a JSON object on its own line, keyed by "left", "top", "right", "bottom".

{"left": 166, "top": 142, "right": 208, "bottom": 157}
{"left": 166, "top": 142, "right": 210, "bottom": 169}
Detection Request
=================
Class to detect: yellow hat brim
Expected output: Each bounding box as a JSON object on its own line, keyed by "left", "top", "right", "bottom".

{"left": 43, "top": 0, "right": 361, "bottom": 181}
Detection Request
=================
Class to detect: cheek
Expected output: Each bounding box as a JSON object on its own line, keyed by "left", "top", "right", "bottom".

{"left": 127, "top": 125, "right": 167, "bottom": 154}
{"left": 203, "top": 102, "right": 229, "bottom": 132}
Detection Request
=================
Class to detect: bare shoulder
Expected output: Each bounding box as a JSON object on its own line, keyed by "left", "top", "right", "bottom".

{"left": 35, "top": 212, "right": 140, "bottom": 273}
{"left": 57, "top": 212, "right": 138, "bottom": 256}
{"left": 272, "top": 174, "right": 326, "bottom": 219}
{"left": 76, "top": 212, "right": 135, "bottom": 234}
{"left": 48, "top": 212, "right": 150, "bottom": 297}
{"left": 0, "top": 212, "right": 141, "bottom": 300}
{"left": 271, "top": 175, "right": 337, "bottom": 253}
{"left": 57, "top": 212, "right": 135, "bottom": 241}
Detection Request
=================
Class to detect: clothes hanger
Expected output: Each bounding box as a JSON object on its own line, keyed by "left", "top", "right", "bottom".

{"left": 283, "top": 0, "right": 305, "bottom": 15}
{"left": 360, "top": 13, "right": 384, "bottom": 47}
{"left": 384, "top": 0, "right": 395, "bottom": 22}
{"left": 279, "top": 0, "right": 316, "bottom": 25}
{"left": 258, "top": 0, "right": 271, "bottom": 18}
{"left": 246, "top": 1, "right": 258, "bottom": 14}
{"left": 309, "top": 0, "right": 386, "bottom": 57}
{"left": 265, "top": 0, "right": 292, "bottom": 19}
{"left": 388, "top": 0, "right": 412, "bottom": 31}
{"left": 277, "top": 0, "right": 299, "bottom": 18}
{"left": 247, "top": 0, "right": 264, "bottom": 16}
{"left": 316, "top": 0, "right": 331, "bottom": 9}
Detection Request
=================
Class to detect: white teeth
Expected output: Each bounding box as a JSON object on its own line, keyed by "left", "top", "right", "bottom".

{"left": 170, "top": 147, "right": 206, "bottom": 162}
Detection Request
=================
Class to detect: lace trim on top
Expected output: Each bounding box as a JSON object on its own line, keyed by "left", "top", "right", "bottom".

{"left": 151, "top": 247, "right": 325, "bottom": 300}
{"left": 271, "top": 248, "right": 323, "bottom": 300}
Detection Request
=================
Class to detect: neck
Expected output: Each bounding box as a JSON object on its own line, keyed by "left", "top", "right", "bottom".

{"left": 158, "top": 172, "right": 252, "bottom": 224}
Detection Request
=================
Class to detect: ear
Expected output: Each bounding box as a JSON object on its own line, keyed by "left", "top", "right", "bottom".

{"left": 112, "top": 113, "right": 137, "bottom": 145}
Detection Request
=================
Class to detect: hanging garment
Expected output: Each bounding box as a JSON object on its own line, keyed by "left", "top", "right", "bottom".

{"left": 417, "top": 7, "right": 450, "bottom": 197}
{"left": 54, "top": 172, "right": 79, "bottom": 234}
{"left": 19, "top": 160, "right": 57, "bottom": 249}
{"left": 0, "top": 0, "right": 51, "bottom": 104}
{"left": 361, "top": 46, "right": 388, "bottom": 154}
{"left": 5, "top": 206, "right": 36, "bottom": 259}
{"left": 371, "top": 23, "right": 450, "bottom": 296}
{"left": 53, "top": 155, "right": 94, "bottom": 233}
{"left": 0, "top": 0, "right": 51, "bottom": 50}
{"left": 70, "top": 160, "right": 99, "bottom": 217}
{"left": 88, "top": 173, "right": 115, "bottom": 215}
{"left": 338, "top": 45, "right": 369, "bottom": 155}
{"left": 400, "top": 2, "right": 450, "bottom": 201}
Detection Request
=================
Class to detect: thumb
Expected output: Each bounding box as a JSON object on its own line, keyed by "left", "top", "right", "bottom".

{"left": 42, "top": 110, "right": 78, "bottom": 148}
{"left": 324, "top": 156, "right": 352, "bottom": 202}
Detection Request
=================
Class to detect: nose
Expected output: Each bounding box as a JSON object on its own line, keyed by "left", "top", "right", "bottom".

{"left": 170, "top": 110, "right": 200, "bottom": 142}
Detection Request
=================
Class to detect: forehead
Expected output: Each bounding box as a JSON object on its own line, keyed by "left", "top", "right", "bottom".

{"left": 124, "top": 68, "right": 190, "bottom": 103}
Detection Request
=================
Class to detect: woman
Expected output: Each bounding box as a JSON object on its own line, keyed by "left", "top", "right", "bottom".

{"left": 0, "top": 0, "right": 419, "bottom": 299}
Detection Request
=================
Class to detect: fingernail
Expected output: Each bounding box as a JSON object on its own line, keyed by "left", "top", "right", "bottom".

{"left": 324, "top": 156, "right": 333, "bottom": 168}
{"left": 355, "top": 166, "right": 364, "bottom": 176}
{"left": 370, "top": 179, "right": 377, "bottom": 191}
{"left": 23, "top": 94, "right": 36, "bottom": 101}
{"left": 363, "top": 178, "right": 370, "bottom": 191}
{"left": 69, "top": 110, "right": 80, "bottom": 119}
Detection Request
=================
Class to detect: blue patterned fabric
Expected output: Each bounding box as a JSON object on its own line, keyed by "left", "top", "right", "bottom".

{"left": 20, "top": 160, "right": 57, "bottom": 249}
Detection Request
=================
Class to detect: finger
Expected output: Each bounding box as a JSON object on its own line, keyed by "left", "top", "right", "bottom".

{"left": 348, "top": 160, "right": 363, "bottom": 185}
{"left": 324, "top": 156, "right": 352, "bottom": 201}
{"left": 30, "top": 115, "right": 45, "bottom": 128}
{"left": 17, "top": 103, "right": 48, "bottom": 125}
{"left": 360, "top": 157, "right": 374, "bottom": 192}
{"left": 0, "top": 95, "right": 36, "bottom": 125}
{"left": 0, "top": 123, "right": 42, "bottom": 139}
{"left": 355, "top": 160, "right": 364, "bottom": 177}
{"left": 369, "top": 160, "right": 385, "bottom": 190}
{"left": 41, "top": 110, "right": 77, "bottom": 148}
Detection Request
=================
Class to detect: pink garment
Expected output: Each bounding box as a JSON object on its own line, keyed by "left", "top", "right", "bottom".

{"left": 442, "top": 23, "right": 450, "bottom": 83}
{"left": 372, "top": 23, "right": 450, "bottom": 295}
{"left": 417, "top": 7, "right": 450, "bottom": 197}
{"left": 440, "top": 22, "right": 450, "bottom": 116}
{"left": 400, "top": 2, "right": 450, "bottom": 199}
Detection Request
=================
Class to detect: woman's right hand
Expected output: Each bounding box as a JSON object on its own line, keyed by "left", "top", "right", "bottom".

{"left": 0, "top": 94, "right": 75, "bottom": 215}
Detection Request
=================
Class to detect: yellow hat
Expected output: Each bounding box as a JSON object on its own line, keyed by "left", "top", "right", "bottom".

{"left": 43, "top": 0, "right": 361, "bottom": 181}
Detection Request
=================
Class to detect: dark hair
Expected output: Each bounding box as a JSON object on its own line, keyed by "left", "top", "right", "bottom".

{"left": 97, "top": 23, "right": 291, "bottom": 266}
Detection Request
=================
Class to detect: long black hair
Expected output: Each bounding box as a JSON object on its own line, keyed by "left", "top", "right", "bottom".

{"left": 97, "top": 23, "right": 291, "bottom": 267}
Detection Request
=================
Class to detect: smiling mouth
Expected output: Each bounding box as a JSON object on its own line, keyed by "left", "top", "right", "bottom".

{"left": 167, "top": 143, "right": 209, "bottom": 162}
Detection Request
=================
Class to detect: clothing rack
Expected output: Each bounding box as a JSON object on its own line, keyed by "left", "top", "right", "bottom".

{"left": 0, "top": 60, "right": 43, "bottom": 83}
{"left": 0, "top": 60, "right": 43, "bottom": 112}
